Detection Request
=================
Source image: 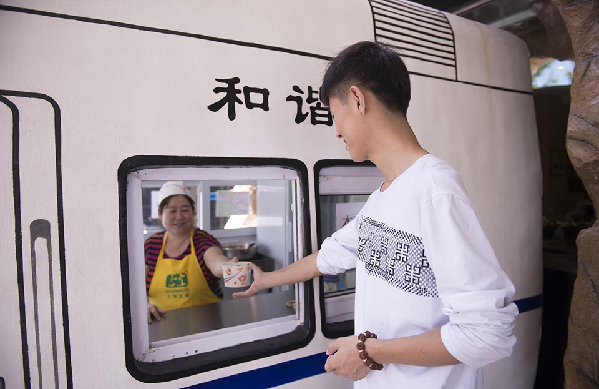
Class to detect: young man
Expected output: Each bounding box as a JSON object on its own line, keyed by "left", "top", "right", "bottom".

{"left": 234, "top": 41, "right": 518, "bottom": 388}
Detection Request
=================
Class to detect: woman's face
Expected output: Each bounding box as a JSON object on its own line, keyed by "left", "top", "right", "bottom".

{"left": 159, "top": 195, "right": 194, "bottom": 236}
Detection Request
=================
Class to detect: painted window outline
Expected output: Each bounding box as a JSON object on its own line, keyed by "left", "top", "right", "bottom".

{"left": 119, "top": 155, "right": 315, "bottom": 382}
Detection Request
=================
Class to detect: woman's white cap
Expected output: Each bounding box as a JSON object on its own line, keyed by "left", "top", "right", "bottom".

{"left": 158, "top": 181, "right": 191, "bottom": 205}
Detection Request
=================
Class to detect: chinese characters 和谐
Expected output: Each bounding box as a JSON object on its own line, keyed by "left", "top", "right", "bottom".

{"left": 207, "top": 77, "right": 332, "bottom": 126}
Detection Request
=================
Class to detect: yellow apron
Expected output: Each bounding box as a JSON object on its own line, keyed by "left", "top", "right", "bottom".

{"left": 148, "top": 229, "right": 222, "bottom": 310}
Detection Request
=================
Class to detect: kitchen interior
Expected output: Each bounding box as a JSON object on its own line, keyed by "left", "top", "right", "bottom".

{"left": 142, "top": 179, "right": 294, "bottom": 292}
{"left": 141, "top": 178, "right": 299, "bottom": 345}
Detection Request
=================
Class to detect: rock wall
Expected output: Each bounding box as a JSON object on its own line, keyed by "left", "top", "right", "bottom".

{"left": 550, "top": 1, "right": 599, "bottom": 388}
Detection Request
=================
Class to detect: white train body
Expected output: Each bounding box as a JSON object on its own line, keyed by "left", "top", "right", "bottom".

{"left": 0, "top": 0, "right": 542, "bottom": 388}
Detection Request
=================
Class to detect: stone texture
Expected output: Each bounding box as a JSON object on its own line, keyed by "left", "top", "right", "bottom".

{"left": 565, "top": 228, "right": 599, "bottom": 388}
{"left": 550, "top": 0, "right": 599, "bottom": 388}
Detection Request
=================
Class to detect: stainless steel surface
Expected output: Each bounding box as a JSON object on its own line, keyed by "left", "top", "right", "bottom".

{"left": 148, "top": 290, "right": 296, "bottom": 343}
{"left": 222, "top": 241, "right": 257, "bottom": 260}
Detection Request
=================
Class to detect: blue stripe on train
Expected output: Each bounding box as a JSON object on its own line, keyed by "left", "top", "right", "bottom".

{"left": 184, "top": 352, "right": 328, "bottom": 389}
{"left": 185, "top": 294, "right": 542, "bottom": 389}
{"left": 514, "top": 293, "right": 542, "bottom": 314}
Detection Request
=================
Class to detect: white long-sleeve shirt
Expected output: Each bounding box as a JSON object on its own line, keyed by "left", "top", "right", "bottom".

{"left": 317, "top": 154, "right": 518, "bottom": 389}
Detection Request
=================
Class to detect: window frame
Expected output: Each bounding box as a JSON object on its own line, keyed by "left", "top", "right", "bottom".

{"left": 314, "top": 159, "right": 383, "bottom": 339}
{"left": 119, "top": 155, "right": 314, "bottom": 382}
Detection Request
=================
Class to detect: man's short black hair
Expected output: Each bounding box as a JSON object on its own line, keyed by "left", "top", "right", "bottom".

{"left": 320, "top": 41, "right": 411, "bottom": 117}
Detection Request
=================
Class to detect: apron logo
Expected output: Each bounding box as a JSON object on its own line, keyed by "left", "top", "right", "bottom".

{"left": 166, "top": 273, "right": 188, "bottom": 288}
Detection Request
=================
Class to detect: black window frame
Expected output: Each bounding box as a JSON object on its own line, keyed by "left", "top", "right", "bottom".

{"left": 119, "top": 155, "right": 314, "bottom": 383}
{"left": 314, "top": 159, "right": 378, "bottom": 339}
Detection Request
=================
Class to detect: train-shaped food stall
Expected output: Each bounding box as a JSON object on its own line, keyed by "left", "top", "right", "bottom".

{"left": 0, "top": 0, "right": 542, "bottom": 388}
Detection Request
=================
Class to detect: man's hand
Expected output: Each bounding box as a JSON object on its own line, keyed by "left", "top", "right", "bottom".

{"left": 232, "top": 262, "right": 264, "bottom": 298}
{"left": 147, "top": 302, "right": 166, "bottom": 324}
{"left": 233, "top": 252, "right": 323, "bottom": 299}
{"left": 324, "top": 336, "right": 371, "bottom": 381}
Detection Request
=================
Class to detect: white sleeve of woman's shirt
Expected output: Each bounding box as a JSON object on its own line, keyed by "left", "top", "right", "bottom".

{"left": 317, "top": 212, "right": 361, "bottom": 275}
{"left": 421, "top": 193, "right": 519, "bottom": 369}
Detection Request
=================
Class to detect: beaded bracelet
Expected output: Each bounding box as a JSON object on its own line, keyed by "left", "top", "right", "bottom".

{"left": 356, "top": 331, "right": 383, "bottom": 371}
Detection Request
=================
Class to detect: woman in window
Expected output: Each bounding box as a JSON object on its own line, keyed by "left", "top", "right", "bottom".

{"left": 145, "top": 181, "right": 236, "bottom": 324}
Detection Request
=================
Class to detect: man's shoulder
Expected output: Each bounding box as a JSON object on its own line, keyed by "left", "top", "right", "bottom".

{"left": 414, "top": 154, "right": 468, "bottom": 199}
{"left": 419, "top": 154, "right": 457, "bottom": 174}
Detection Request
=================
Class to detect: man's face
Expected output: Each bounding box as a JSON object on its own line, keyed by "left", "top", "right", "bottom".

{"left": 329, "top": 94, "right": 368, "bottom": 162}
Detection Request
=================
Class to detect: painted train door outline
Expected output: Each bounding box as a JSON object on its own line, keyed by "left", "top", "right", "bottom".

{"left": 0, "top": 91, "right": 73, "bottom": 389}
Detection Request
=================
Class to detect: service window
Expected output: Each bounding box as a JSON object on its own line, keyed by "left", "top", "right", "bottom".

{"left": 119, "top": 156, "right": 313, "bottom": 382}
{"left": 315, "top": 160, "right": 384, "bottom": 338}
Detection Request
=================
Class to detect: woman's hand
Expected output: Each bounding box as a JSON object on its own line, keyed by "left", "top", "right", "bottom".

{"left": 232, "top": 262, "right": 264, "bottom": 298}
{"left": 147, "top": 301, "right": 166, "bottom": 324}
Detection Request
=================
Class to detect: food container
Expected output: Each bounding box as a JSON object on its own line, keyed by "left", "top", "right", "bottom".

{"left": 221, "top": 242, "right": 257, "bottom": 260}
{"left": 222, "top": 261, "right": 252, "bottom": 288}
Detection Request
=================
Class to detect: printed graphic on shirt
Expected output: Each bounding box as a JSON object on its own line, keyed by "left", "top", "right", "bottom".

{"left": 357, "top": 216, "right": 438, "bottom": 297}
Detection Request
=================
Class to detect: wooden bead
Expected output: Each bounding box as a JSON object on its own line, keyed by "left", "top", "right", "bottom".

{"left": 356, "top": 331, "right": 383, "bottom": 371}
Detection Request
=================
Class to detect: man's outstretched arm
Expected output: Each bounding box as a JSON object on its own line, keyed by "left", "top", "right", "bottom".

{"left": 233, "top": 251, "right": 323, "bottom": 298}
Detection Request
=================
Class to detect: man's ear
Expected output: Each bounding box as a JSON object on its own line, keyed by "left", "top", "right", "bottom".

{"left": 349, "top": 85, "right": 366, "bottom": 115}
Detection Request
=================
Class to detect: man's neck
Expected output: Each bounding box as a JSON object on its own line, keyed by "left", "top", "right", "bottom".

{"left": 367, "top": 116, "right": 427, "bottom": 188}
